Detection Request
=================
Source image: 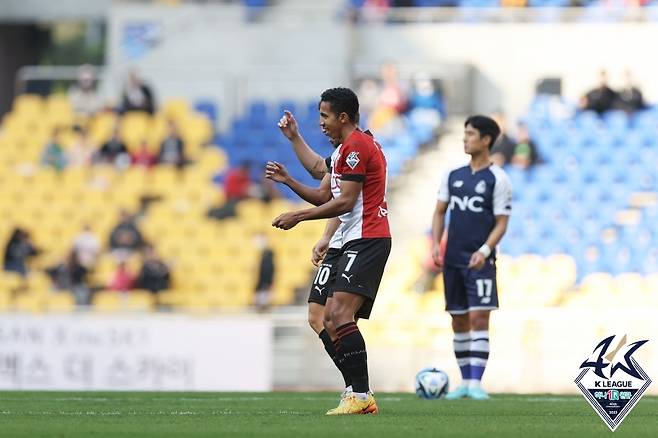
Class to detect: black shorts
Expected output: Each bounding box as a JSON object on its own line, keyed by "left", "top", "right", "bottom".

{"left": 307, "top": 248, "right": 341, "bottom": 306}
{"left": 329, "top": 237, "right": 391, "bottom": 319}
{"left": 443, "top": 260, "right": 499, "bottom": 315}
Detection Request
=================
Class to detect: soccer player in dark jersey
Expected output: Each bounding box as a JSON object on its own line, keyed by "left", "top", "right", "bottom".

{"left": 431, "top": 115, "right": 512, "bottom": 400}
{"left": 272, "top": 88, "right": 391, "bottom": 415}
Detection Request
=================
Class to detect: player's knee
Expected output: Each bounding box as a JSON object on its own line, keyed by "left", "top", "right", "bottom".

{"left": 451, "top": 316, "right": 469, "bottom": 332}
{"left": 308, "top": 314, "right": 324, "bottom": 334}
{"left": 469, "top": 315, "right": 489, "bottom": 331}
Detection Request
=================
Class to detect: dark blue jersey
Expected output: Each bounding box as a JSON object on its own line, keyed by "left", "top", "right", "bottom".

{"left": 437, "top": 164, "right": 512, "bottom": 267}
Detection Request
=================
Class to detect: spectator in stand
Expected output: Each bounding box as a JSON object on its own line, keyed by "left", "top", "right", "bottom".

{"left": 225, "top": 161, "right": 253, "bottom": 201}
{"left": 134, "top": 245, "right": 171, "bottom": 294}
{"left": 490, "top": 111, "right": 516, "bottom": 167}
{"left": 73, "top": 224, "right": 101, "bottom": 270}
{"left": 207, "top": 161, "right": 254, "bottom": 220}
{"left": 120, "top": 69, "right": 156, "bottom": 114}
{"left": 580, "top": 70, "right": 617, "bottom": 115}
{"left": 41, "top": 127, "right": 67, "bottom": 172}
{"left": 379, "top": 62, "right": 407, "bottom": 114}
{"left": 68, "top": 126, "right": 95, "bottom": 168}
{"left": 408, "top": 72, "right": 445, "bottom": 133}
{"left": 3, "top": 228, "right": 39, "bottom": 277}
{"left": 253, "top": 234, "right": 275, "bottom": 312}
{"left": 158, "top": 121, "right": 186, "bottom": 168}
{"left": 132, "top": 140, "right": 157, "bottom": 169}
{"left": 46, "top": 249, "right": 89, "bottom": 304}
{"left": 97, "top": 124, "right": 130, "bottom": 168}
{"left": 357, "top": 77, "right": 381, "bottom": 122}
{"left": 109, "top": 209, "right": 145, "bottom": 257}
{"left": 510, "top": 122, "right": 539, "bottom": 170}
{"left": 614, "top": 70, "right": 646, "bottom": 113}
{"left": 107, "top": 261, "right": 135, "bottom": 293}
{"left": 68, "top": 64, "right": 102, "bottom": 117}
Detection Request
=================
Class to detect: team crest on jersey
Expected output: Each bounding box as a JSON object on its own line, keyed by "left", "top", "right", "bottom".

{"left": 475, "top": 180, "right": 487, "bottom": 194}
{"left": 345, "top": 152, "right": 360, "bottom": 170}
{"left": 453, "top": 180, "right": 464, "bottom": 188}
{"left": 575, "top": 335, "right": 651, "bottom": 431}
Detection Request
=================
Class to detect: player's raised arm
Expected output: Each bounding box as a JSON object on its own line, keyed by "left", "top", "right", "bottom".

{"left": 265, "top": 161, "right": 332, "bottom": 206}
{"left": 278, "top": 110, "right": 328, "bottom": 180}
{"left": 271, "top": 180, "right": 361, "bottom": 230}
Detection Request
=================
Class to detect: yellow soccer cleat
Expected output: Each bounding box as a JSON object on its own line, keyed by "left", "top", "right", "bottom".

{"left": 326, "top": 394, "right": 379, "bottom": 416}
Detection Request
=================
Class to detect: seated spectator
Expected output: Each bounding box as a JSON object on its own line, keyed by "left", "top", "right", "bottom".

{"left": 490, "top": 112, "right": 517, "bottom": 167}
{"left": 207, "top": 161, "right": 253, "bottom": 220}
{"left": 614, "top": 70, "right": 645, "bottom": 113}
{"left": 120, "top": 69, "right": 156, "bottom": 114}
{"left": 97, "top": 124, "right": 130, "bottom": 169}
{"left": 41, "top": 128, "right": 67, "bottom": 172}
{"left": 46, "top": 249, "right": 89, "bottom": 304}
{"left": 73, "top": 224, "right": 101, "bottom": 270}
{"left": 134, "top": 245, "right": 170, "bottom": 293}
{"left": 157, "top": 121, "right": 186, "bottom": 168}
{"left": 580, "top": 70, "right": 617, "bottom": 115}
{"left": 225, "top": 161, "right": 253, "bottom": 202}
{"left": 107, "top": 261, "right": 135, "bottom": 293}
{"left": 68, "top": 64, "right": 102, "bottom": 117}
{"left": 3, "top": 228, "right": 39, "bottom": 277}
{"left": 109, "top": 209, "right": 145, "bottom": 256}
{"left": 68, "top": 126, "right": 95, "bottom": 168}
{"left": 510, "top": 122, "right": 539, "bottom": 170}
{"left": 132, "top": 140, "right": 157, "bottom": 169}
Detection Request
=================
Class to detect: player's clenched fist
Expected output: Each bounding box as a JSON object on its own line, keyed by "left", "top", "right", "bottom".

{"left": 272, "top": 211, "right": 301, "bottom": 230}
{"left": 265, "top": 161, "right": 289, "bottom": 184}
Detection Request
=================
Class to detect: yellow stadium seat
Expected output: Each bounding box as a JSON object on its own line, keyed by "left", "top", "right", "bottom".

{"left": 13, "top": 292, "right": 45, "bottom": 313}
{"left": 92, "top": 291, "right": 123, "bottom": 312}
{"left": 0, "top": 290, "right": 11, "bottom": 311}
{"left": 47, "top": 292, "right": 76, "bottom": 312}
{"left": 126, "top": 290, "right": 156, "bottom": 311}
{"left": 13, "top": 94, "right": 43, "bottom": 115}
{"left": 161, "top": 99, "right": 190, "bottom": 122}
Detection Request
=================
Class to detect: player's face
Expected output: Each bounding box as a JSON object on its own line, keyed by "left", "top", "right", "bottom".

{"left": 319, "top": 101, "right": 343, "bottom": 142}
{"left": 463, "top": 124, "right": 488, "bottom": 155}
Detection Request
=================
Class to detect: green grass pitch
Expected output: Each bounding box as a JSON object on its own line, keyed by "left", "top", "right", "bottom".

{"left": 1, "top": 392, "right": 656, "bottom": 437}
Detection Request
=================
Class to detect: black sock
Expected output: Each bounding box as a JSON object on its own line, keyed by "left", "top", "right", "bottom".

{"left": 336, "top": 322, "right": 369, "bottom": 393}
{"left": 319, "top": 329, "right": 352, "bottom": 388}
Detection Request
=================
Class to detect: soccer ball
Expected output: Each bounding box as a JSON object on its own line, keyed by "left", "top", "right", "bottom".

{"left": 415, "top": 367, "right": 449, "bottom": 399}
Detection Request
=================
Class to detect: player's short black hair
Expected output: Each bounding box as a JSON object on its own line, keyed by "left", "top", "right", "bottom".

{"left": 319, "top": 87, "right": 359, "bottom": 123}
{"left": 465, "top": 115, "right": 501, "bottom": 150}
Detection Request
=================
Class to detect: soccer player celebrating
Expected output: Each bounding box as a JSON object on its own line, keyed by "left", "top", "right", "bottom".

{"left": 431, "top": 115, "right": 512, "bottom": 400}
{"left": 272, "top": 88, "right": 391, "bottom": 415}
{"left": 267, "top": 110, "right": 353, "bottom": 404}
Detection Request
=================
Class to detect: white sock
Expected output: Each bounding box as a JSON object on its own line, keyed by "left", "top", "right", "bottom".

{"left": 345, "top": 385, "right": 353, "bottom": 393}
{"left": 461, "top": 379, "right": 473, "bottom": 389}
{"left": 468, "top": 380, "right": 481, "bottom": 389}
{"left": 353, "top": 392, "right": 369, "bottom": 401}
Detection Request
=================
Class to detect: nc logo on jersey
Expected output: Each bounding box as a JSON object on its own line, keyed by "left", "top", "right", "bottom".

{"left": 574, "top": 335, "right": 651, "bottom": 431}
{"left": 449, "top": 195, "right": 484, "bottom": 213}
{"left": 475, "top": 180, "right": 487, "bottom": 194}
{"left": 345, "top": 152, "right": 360, "bottom": 170}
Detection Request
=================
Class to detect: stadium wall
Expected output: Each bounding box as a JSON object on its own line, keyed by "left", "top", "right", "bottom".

{"left": 107, "top": 4, "right": 658, "bottom": 126}
{"left": 0, "top": 314, "right": 272, "bottom": 391}
{"left": 3, "top": 310, "right": 655, "bottom": 394}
